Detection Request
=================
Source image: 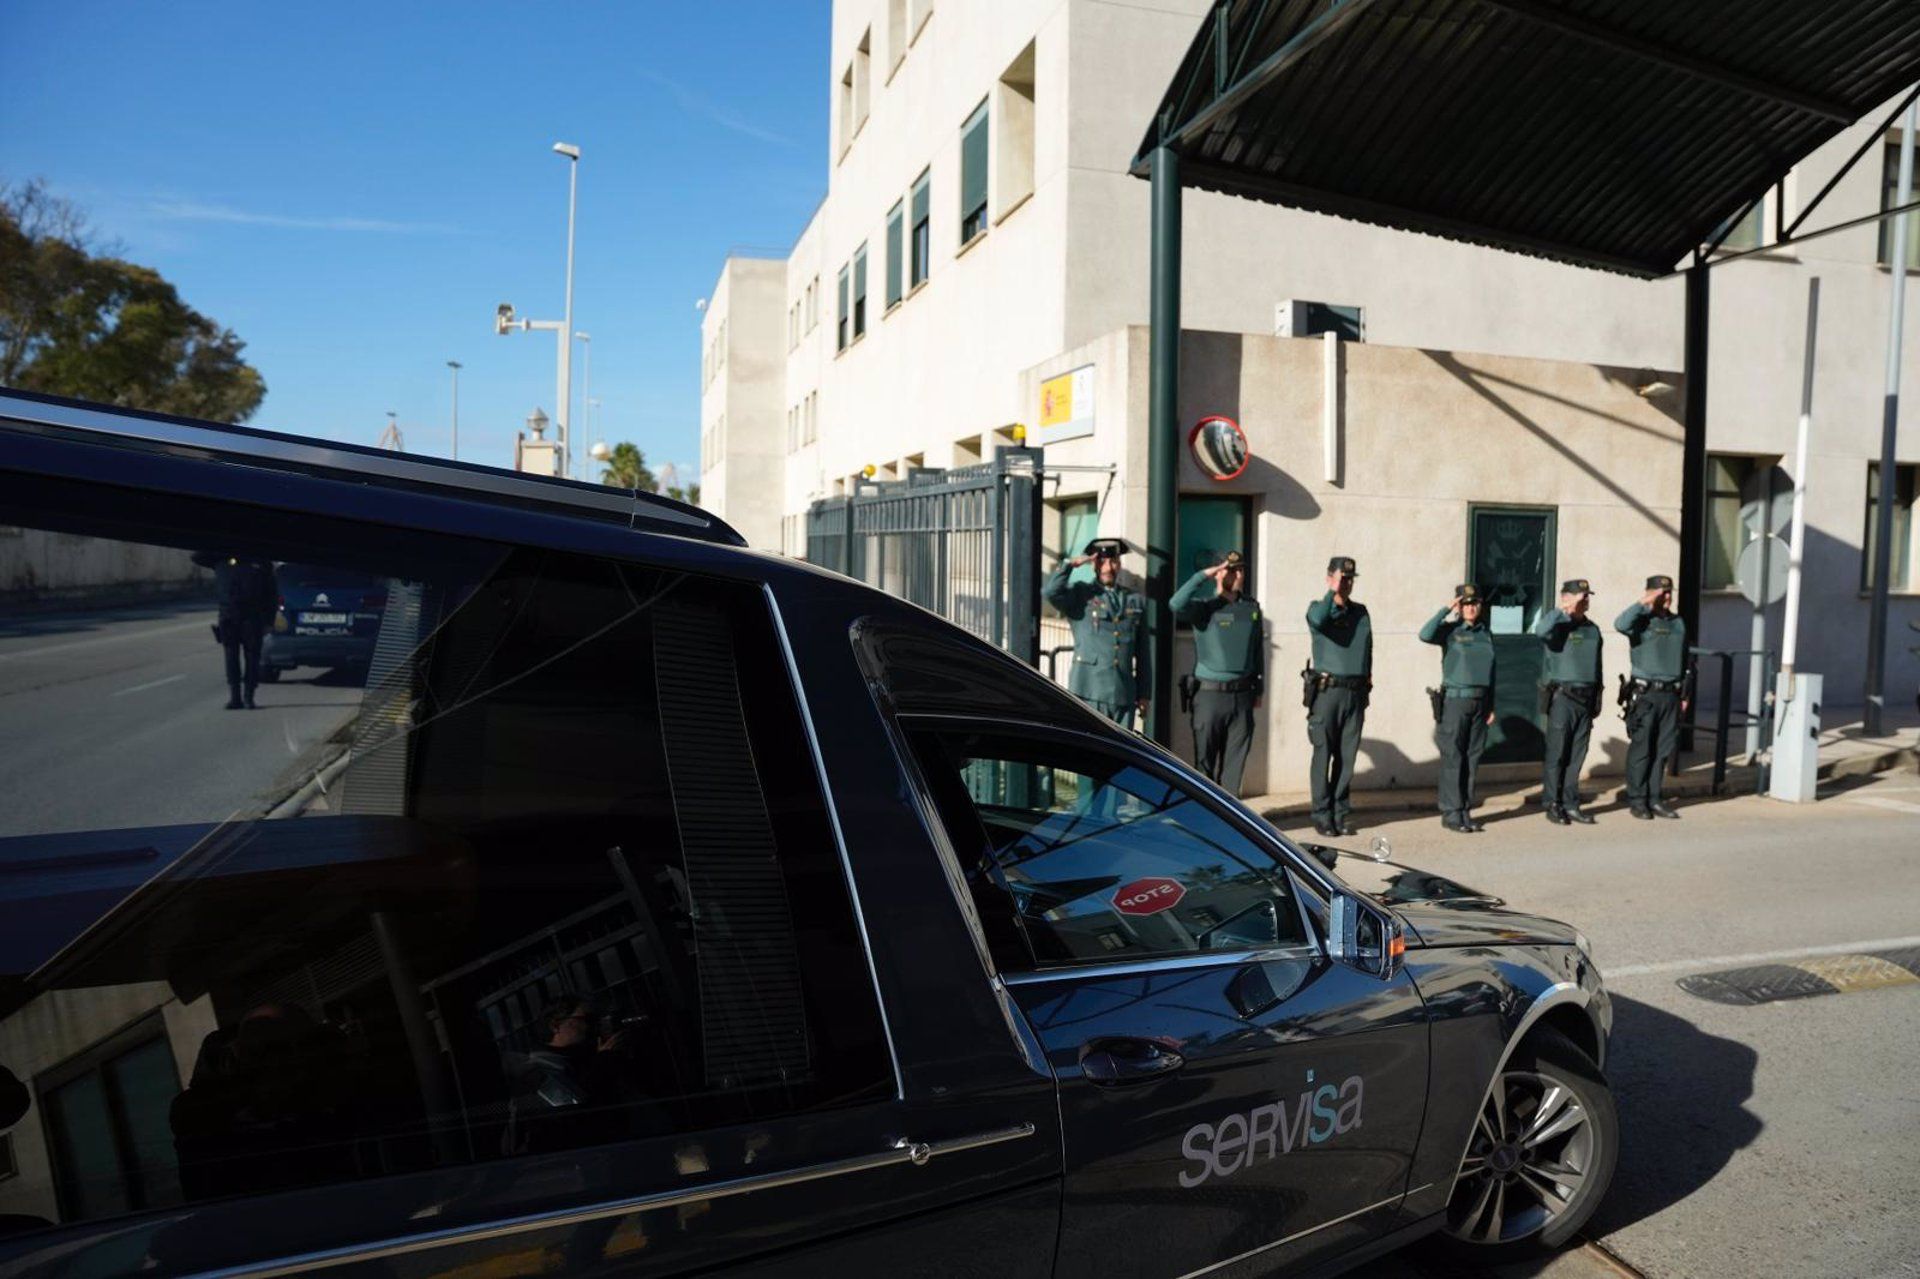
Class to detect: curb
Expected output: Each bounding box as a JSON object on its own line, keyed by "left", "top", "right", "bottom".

{"left": 1251, "top": 740, "right": 1917, "bottom": 825}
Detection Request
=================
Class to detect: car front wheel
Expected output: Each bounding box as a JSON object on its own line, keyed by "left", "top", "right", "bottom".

{"left": 1439, "top": 1024, "right": 1617, "bottom": 1262}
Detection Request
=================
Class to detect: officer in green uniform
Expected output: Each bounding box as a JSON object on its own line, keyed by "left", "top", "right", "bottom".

{"left": 1419, "top": 583, "right": 1496, "bottom": 833}
{"left": 1304, "top": 556, "right": 1371, "bottom": 836}
{"left": 1172, "top": 550, "right": 1265, "bottom": 796}
{"left": 1534, "top": 578, "right": 1604, "bottom": 825}
{"left": 1615, "top": 573, "right": 1690, "bottom": 820}
{"left": 1045, "top": 537, "right": 1150, "bottom": 728}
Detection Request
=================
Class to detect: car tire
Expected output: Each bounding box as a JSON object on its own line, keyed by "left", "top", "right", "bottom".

{"left": 1432, "top": 1024, "right": 1618, "bottom": 1264}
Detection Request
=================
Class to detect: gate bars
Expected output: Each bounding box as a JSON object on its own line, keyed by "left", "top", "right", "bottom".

{"left": 805, "top": 447, "right": 1044, "bottom": 665}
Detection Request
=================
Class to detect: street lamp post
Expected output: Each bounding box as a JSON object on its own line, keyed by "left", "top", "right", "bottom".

{"left": 574, "top": 331, "right": 591, "bottom": 450}
{"left": 493, "top": 141, "right": 580, "bottom": 478}
{"left": 446, "top": 360, "right": 462, "bottom": 461}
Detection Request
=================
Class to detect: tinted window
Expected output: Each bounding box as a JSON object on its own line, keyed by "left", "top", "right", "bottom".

{"left": 910, "top": 729, "right": 1307, "bottom": 969}
{"left": 0, "top": 481, "right": 890, "bottom": 1235}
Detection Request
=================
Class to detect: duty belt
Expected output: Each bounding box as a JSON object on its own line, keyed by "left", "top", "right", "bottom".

{"left": 1443, "top": 685, "right": 1491, "bottom": 698}
{"left": 1631, "top": 677, "right": 1683, "bottom": 693}
{"left": 1312, "top": 672, "right": 1371, "bottom": 691}
{"left": 1198, "top": 677, "right": 1260, "bottom": 693}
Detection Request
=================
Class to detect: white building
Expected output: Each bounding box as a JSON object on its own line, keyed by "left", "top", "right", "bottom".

{"left": 700, "top": 0, "right": 1920, "bottom": 795}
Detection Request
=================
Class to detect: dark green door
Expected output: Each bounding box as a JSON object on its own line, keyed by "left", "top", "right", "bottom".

{"left": 1469, "top": 506, "right": 1556, "bottom": 763}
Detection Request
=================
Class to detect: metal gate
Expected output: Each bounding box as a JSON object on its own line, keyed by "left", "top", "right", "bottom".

{"left": 805, "top": 447, "right": 1043, "bottom": 663}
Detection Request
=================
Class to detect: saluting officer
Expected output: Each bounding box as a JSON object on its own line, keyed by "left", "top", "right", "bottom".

{"left": 1419, "top": 584, "right": 1496, "bottom": 833}
{"left": 1045, "top": 537, "right": 1150, "bottom": 728}
{"left": 1172, "top": 550, "right": 1265, "bottom": 796}
{"left": 1304, "top": 556, "right": 1371, "bottom": 836}
{"left": 1615, "top": 573, "right": 1689, "bottom": 820}
{"left": 1535, "top": 578, "right": 1604, "bottom": 825}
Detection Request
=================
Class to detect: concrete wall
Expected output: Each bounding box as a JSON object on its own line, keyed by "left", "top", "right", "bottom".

{"left": 699, "top": 256, "right": 787, "bottom": 550}
{"left": 1023, "top": 327, "right": 1683, "bottom": 797}
{"left": 0, "top": 530, "right": 209, "bottom": 603}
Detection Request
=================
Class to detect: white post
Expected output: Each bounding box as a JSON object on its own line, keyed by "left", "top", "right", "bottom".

{"left": 556, "top": 147, "right": 579, "bottom": 478}
{"left": 1778, "top": 278, "right": 1819, "bottom": 700}
{"left": 446, "top": 360, "right": 461, "bottom": 461}
{"left": 1322, "top": 329, "right": 1339, "bottom": 483}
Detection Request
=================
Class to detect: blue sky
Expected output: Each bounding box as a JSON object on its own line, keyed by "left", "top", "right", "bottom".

{"left": 0, "top": 1, "right": 827, "bottom": 482}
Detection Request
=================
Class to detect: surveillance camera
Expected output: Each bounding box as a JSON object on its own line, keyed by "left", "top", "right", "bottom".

{"left": 495, "top": 302, "right": 515, "bottom": 335}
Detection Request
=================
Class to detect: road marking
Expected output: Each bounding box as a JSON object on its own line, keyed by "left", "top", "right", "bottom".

{"left": 1606, "top": 933, "right": 1920, "bottom": 978}
{"left": 111, "top": 673, "right": 188, "bottom": 697}
{"left": 0, "top": 618, "right": 208, "bottom": 662}
{"left": 1677, "top": 947, "right": 1920, "bottom": 1006}
{"left": 1794, "top": 953, "right": 1920, "bottom": 994}
{"left": 1846, "top": 795, "right": 1920, "bottom": 815}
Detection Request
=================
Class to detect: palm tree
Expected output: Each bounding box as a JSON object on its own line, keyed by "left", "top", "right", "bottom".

{"left": 599, "top": 441, "right": 657, "bottom": 493}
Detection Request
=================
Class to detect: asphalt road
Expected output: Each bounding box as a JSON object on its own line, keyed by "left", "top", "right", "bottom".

{"left": 0, "top": 601, "right": 364, "bottom": 839}
{"left": 1287, "top": 769, "right": 1920, "bottom": 1279}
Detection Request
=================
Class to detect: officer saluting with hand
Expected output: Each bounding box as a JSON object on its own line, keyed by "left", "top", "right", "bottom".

{"left": 1535, "top": 578, "right": 1604, "bottom": 825}
{"left": 1419, "top": 584, "right": 1496, "bottom": 833}
{"left": 1045, "top": 537, "right": 1150, "bottom": 728}
{"left": 1304, "top": 556, "right": 1371, "bottom": 836}
{"left": 1172, "top": 550, "right": 1264, "bottom": 796}
{"left": 1615, "top": 574, "right": 1690, "bottom": 820}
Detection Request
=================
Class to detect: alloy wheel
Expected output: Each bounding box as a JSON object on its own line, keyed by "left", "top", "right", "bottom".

{"left": 1446, "top": 1068, "right": 1597, "bottom": 1245}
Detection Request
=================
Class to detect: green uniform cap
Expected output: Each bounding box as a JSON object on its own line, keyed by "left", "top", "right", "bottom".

{"left": 1560, "top": 578, "right": 1593, "bottom": 595}
{"left": 1326, "top": 556, "right": 1357, "bottom": 576}
{"left": 1645, "top": 574, "right": 1674, "bottom": 591}
{"left": 1455, "top": 583, "right": 1482, "bottom": 602}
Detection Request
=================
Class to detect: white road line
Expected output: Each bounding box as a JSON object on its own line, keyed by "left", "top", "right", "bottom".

{"left": 0, "top": 618, "right": 209, "bottom": 662}
{"left": 112, "top": 673, "right": 188, "bottom": 697}
{"left": 1605, "top": 934, "right": 1920, "bottom": 979}
{"left": 1847, "top": 796, "right": 1920, "bottom": 815}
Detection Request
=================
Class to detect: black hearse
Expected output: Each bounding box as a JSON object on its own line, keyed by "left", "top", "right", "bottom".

{"left": 0, "top": 389, "right": 1614, "bottom": 1278}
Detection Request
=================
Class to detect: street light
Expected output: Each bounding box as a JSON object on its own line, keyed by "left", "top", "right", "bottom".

{"left": 446, "top": 360, "right": 462, "bottom": 460}
{"left": 493, "top": 141, "right": 581, "bottom": 477}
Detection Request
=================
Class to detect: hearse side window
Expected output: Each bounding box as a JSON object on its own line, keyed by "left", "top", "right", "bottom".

{"left": 908, "top": 729, "right": 1307, "bottom": 969}
{"left": 0, "top": 483, "right": 890, "bottom": 1236}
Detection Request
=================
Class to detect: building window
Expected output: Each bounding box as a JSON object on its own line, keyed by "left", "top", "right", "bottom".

{"left": 994, "top": 43, "right": 1036, "bottom": 222}
{"left": 806, "top": 276, "right": 819, "bottom": 331}
{"left": 1705, "top": 454, "right": 1761, "bottom": 590}
{"left": 839, "top": 32, "right": 872, "bottom": 159}
{"left": 1714, "top": 197, "right": 1765, "bottom": 252}
{"left": 888, "top": 0, "right": 907, "bottom": 75}
{"left": 1880, "top": 141, "right": 1920, "bottom": 270}
{"left": 910, "top": 169, "right": 931, "bottom": 287}
{"left": 1864, "top": 462, "right": 1918, "bottom": 591}
{"left": 1176, "top": 495, "right": 1251, "bottom": 628}
{"left": 806, "top": 391, "right": 818, "bottom": 444}
{"left": 959, "top": 101, "right": 989, "bottom": 247}
{"left": 837, "top": 264, "right": 850, "bottom": 351}
{"left": 852, "top": 243, "right": 869, "bottom": 340}
{"left": 1287, "top": 301, "right": 1365, "bottom": 341}
{"left": 885, "top": 201, "right": 905, "bottom": 309}
{"left": 38, "top": 1022, "right": 182, "bottom": 1220}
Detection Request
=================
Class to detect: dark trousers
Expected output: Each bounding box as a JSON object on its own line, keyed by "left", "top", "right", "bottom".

{"left": 1308, "top": 685, "right": 1365, "bottom": 825}
{"left": 1086, "top": 698, "right": 1136, "bottom": 730}
{"left": 1624, "top": 688, "right": 1681, "bottom": 806}
{"left": 1435, "top": 695, "right": 1489, "bottom": 819}
{"left": 1192, "top": 687, "right": 1257, "bottom": 796}
{"left": 221, "top": 619, "right": 263, "bottom": 691}
{"left": 1542, "top": 688, "right": 1595, "bottom": 811}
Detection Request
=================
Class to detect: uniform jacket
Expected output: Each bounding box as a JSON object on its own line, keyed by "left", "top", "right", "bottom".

{"left": 1046, "top": 560, "right": 1150, "bottom": 707}
{"left": 1534, "top": 608, "right": 1604, "bottom": 685}
{"left": 1305, "top": 591, "right": 1372, "bottom": 676}
{"left": 1613, "top": 603, "right": 1687, "bottom": 681}
{"left": 1418, "top": 608, "right": 1496, "bottom": 690}
{"left": 1171, "top": 571, "right": 1265, "bottom": 687}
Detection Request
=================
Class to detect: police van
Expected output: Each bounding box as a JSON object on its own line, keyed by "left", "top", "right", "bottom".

{"left": 0, "top": 389, "right": 1615, "bottom": 1278}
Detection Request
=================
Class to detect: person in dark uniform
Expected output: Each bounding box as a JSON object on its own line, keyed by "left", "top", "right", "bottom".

{"left": 1615, "top": 574, "right": 1690, "bottom": 820}
{"left": 195, "top": 553, "right": 278, "bottom": 709}
{"left": 1172, "top": 550, "right": 1265, "bottom": 796}
{"left": 1044, "top": 537, "right": 1150, "bottom": 728}
{"left": 1419, "top": 584, "right": 1496, "bottom": 833}
{"left": 1304, "top": 556, "right": 1371, "bottom": 836}
{"left": 1535, "top": 578, "right": 1604, "bottom": 825}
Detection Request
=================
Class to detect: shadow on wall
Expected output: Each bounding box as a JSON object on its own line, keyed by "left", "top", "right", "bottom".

{"left": 1421, "top": 350, "right": 1681, "bottom": 541}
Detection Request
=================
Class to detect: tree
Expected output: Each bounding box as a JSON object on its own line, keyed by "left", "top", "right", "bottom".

{"left": 598, "top": 441, "right": 658, "bottom": 493}
{"left": 665, "top": 483, "right": 701, "bottom": 505}
{"left": 1, "top": 178, "right": 265, "bottom": 421}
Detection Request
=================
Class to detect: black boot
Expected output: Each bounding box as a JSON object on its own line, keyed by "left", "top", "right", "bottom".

{"left": 243, "top": 683, "right": 257, "bottom": 709}
{"left": 225, "top": 683, "right": 244, "bottom": 710}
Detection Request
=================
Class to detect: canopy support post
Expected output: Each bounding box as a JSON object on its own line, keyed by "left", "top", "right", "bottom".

{"left": 1866, "top": 98, "right": 1916, "bottom": 736}
{"left": 1679, "top": 258, "right": 1710, "bottom": 751}
{"left": 1147, "top": 144, "right": 1181, "bottom": 746}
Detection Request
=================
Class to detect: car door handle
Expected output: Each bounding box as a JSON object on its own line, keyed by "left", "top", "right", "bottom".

{"left": 1080, "top": 1037, "right": 1185, "bottom": 1086}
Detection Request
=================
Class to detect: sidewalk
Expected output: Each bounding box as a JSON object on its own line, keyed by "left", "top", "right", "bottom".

{"left": 1243, "top": 707, "right": 1920, "bottom": 826}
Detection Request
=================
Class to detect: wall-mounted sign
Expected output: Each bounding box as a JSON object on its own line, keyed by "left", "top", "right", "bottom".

{"left": 1038, "top": 364, "right": 1095, "bottom": 444}
{"left": 1190, "top": 415, "right": 1249, "bottom": 481}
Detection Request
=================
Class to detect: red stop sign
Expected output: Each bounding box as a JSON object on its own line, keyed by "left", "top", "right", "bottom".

{"left": 1111, "top": 876, "right": 1186, "bottom": 917}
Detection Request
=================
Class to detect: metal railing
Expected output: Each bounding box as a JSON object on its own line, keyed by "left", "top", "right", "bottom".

{"left": 805, "top": 448, "right": 1043, "bottom": 663}
{"left": 1684, "top": 646, "right": 1777, "bottom": 795}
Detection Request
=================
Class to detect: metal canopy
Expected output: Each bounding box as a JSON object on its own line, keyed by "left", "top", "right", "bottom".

{"left": 1135, "top": 0, "right": 1920, "bottom": 277}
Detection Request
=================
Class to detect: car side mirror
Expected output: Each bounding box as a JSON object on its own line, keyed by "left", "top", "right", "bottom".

{"left": 1327, "top": 892, "right": 1405, "bottom": 979}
